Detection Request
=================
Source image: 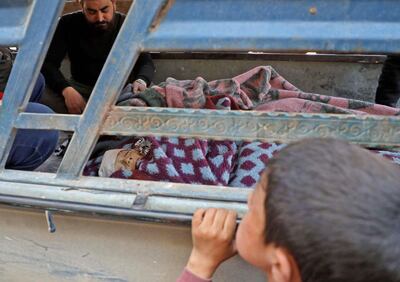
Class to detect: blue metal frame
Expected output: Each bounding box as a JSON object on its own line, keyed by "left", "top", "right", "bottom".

{"left": 144, "top": 0, "right": 400, "bottom": 53}
{"left": 0, "top": 0, "right": 66, "bottom": 169}
{"left": 0, "top": 0, "right": 400, "bottom": 222}
{"left": 102, "top": 108, "right": 400, "bottom": 148}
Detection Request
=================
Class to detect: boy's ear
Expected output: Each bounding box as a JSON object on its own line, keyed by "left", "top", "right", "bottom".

{"left": 265, "top": 246, "right": 300, "bottom": 282}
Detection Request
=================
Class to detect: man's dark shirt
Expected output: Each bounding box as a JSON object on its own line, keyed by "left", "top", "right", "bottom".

{"left": 376, "top": 55, "right": 400, "bottom": 107}
{"left": 42, "top": 11, "right": 155, "bottom": 94}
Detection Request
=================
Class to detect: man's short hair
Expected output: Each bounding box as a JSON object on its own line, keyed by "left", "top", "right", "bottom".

{"left": 265, "top": 138, "right": 400, "bottom": 282}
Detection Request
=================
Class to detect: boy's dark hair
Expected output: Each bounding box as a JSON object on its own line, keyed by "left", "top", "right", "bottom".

{"left": 265, "top": 138, "right": 400, "bottom": 282}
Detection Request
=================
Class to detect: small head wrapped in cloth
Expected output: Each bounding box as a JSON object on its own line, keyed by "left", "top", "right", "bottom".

{"left": 98, "top": 137, "right": 151, "bottom": 177}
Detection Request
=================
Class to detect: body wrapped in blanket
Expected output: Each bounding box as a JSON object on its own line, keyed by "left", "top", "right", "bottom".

{"left": 84, "top": 66, "right": 400, "bottom": 188}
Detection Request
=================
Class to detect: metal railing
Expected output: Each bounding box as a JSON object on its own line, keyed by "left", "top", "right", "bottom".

{"left": 0, "top": 0, "right": 399, "bottom": 223}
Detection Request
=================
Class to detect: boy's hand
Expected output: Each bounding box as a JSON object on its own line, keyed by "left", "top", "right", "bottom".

{"left": 186, "top": 208, "right": 237, "bottom": 280}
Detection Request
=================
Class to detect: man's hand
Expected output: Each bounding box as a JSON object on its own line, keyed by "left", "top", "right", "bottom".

{"left": 186, "top": 208, "right": 238, "bottom": 280}
{"left": 62, "top": 86, "right": 87, "bottom": 114}
{"left": 132, "top": 79, "right": 147, "bottom": 93}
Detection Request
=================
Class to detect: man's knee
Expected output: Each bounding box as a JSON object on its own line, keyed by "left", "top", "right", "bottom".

{"left": 6, "top": 102, "right": 59, "bottom": 170}
{"left": 6, "top": 128, "right": 59, "bottom": 170}
{"left": 25, "top": 102, "right": 59, "bottom": 149}
{"left": 25, "top": 101, "right": 54, "bottom": 114}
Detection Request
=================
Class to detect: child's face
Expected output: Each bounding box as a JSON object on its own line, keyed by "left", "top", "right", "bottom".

{"left": 236, "top": 170, "right": 269, "bottom": 270}
{"left": 115, "top": 149, "right": 142, "bottom": 171}
{"left": 236, "top": 170, "right": 302, "bottom": 282}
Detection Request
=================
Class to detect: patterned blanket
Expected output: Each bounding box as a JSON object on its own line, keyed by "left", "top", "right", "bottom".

{"left": 84, "top": 66, "right": 400, "bottom": 188}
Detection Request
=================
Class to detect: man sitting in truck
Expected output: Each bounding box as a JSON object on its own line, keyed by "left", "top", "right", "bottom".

{"left": 41, "top": 0, "right": 155, "bottom": 114}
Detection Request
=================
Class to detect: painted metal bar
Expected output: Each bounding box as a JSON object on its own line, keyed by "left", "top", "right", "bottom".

{"left": 15, "top": 113, "right": 79, "bottom": 131}
{"left": 1, "top": 0, "right": 400, "bottom": 221}
{"left": 0, "top": 27, "right": 25, "bottom": 45}
{"left": 0, "top": 170, "right": 250, "bottom": 202}
{"left": 0, "top": 181, "right": 136, "bottom": 208}
{"left": 0, "top": 196, "right": 194, "bottom": 223}
{"left": 57, "top": 0, "right": 166, "bottom": 178}
{"left": 0, "top": 0, "right": 65, "bottom": 170}
{"left": 152, "top": 52, "right": 387, "bottom": 64}
{"left": 145, "top": 22, "right": 400, "bottom": 53}
{"left": 144, "top": 0, "right": 400, "bottom": 53}
{"left": 0, "top": 0, "right": 32, "bottom": 45}
{"left": 102, "top": 107, "right": 400, "bottom": 148}
{"left": 146, "top": 197, "right": 247, "bottom": 217}
{"left": 0, "top": 181, "right": 247, "bottom": 217}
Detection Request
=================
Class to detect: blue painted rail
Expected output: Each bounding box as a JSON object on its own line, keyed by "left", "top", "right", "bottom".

{"left": 0, "top": 0, "right": 399, "bottom": 222}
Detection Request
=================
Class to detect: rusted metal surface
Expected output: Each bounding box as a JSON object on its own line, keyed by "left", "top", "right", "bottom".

{"left": 149, "top": 0, "right": 175, "bottom": 32}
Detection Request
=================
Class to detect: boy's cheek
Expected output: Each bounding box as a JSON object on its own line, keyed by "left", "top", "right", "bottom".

{"left": 236, "top": 216, "right": 268, "bottom": 269}
{"left": 236, "top": 219, "right": 252, "bottom": 261}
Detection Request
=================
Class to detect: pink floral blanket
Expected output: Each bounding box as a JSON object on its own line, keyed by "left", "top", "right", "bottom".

{"left": 84, "top": 66, "right": 400, "bottom": 188}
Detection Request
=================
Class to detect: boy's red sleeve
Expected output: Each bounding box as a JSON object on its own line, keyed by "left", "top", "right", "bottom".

{"left": 176, "top": 268, "right": 212, "bottom": 282}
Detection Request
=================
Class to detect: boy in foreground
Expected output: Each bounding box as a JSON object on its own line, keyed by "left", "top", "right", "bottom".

{"left": 178, "top": 138, "right": 400, "bottom": 282}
